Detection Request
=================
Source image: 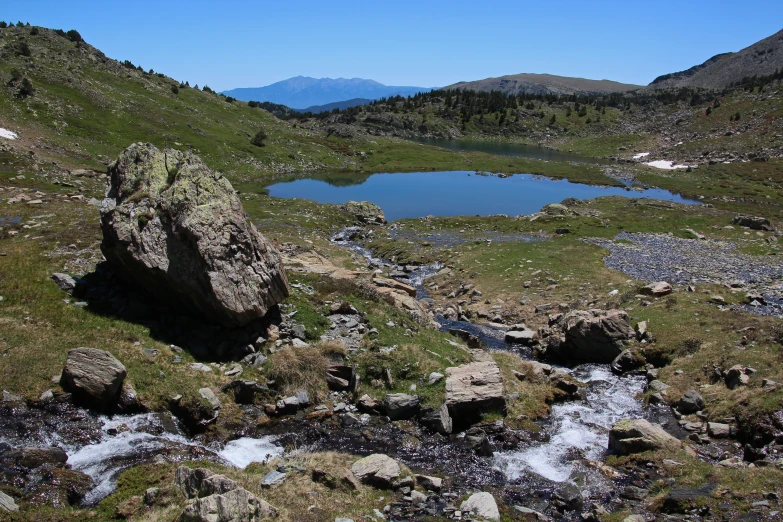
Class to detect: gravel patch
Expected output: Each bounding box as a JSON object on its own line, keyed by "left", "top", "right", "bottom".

{"left": 586, "top": 232, "right": 783, "bottom": 316}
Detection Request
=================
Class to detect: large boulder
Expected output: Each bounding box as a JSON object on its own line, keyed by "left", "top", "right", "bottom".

{"left": 554, "top": 309, "right": 635, "bottom": 363}
{"left": 341, "top": 201, "right": 386, "bottom": 225}
{"left": 382, "top": 393, "right": 420, "bottom": 420}
{"left": 445, "top": 361, "right": 506, "bottom": 424}
{"left": 609, "top": 419, "right": 680, "bottom": 455}
{"left": 733, "top": 215, "right": 772, "bottom": 231}
{"left": 180, "top": 487, "right": 277, "bottom": 522}
{"left": 350, "top": 454, "right": 400, "bottom": 488}
{"left": 100, "top": 143, "right": 289, "bottom": 328}
{"left": 60, "top": 348, "right": 127, "bottom": 410}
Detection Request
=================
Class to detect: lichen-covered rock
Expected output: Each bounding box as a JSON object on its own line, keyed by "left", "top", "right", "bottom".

{"left": 460, "top": 492, "right": 500, "bottom": 521}
{"left": 100, "top": 143, "right": 289, "bottom": 328}
{"left": 341, "top": 201, "right": 386, "bottom": 224}
{"left": 180, "top": 487, "right": 278, "bottom": 521}
{"left": 609, "top": 419, "right": 680, "bottom": 455}
{"left": 60, "top": 348, "right": 127, "bottom": 410}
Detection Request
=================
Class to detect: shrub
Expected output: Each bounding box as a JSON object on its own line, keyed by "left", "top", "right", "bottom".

{"left": 54, "top": 29, "right": 66, "bottom": 38}
{"left": 202, "top": 85, "right": 214, "bottom": 93}
{"left": 225, "top": 96, "right": 235, "bottom": 103}
{"left": 248, "top": 100, "right": 261, "bottom": 108}
{"left": 0, "top": 22, "right": 7, "bottom": 29}
{"left": 18, "top": 77, "right": 34, "bottom": 98}
{"left": 30, "top": 26, "right": 38, "bottom": 35}
{"left": 170, "top": 84, "right": 179, "bottom": 95}
{"left": 14, "top": 41, "right": 31, "bottom": 57}
{"left": 66, "top": 29, "right": 82, "bottom": 42}
{"left": 251, "top": 128, "right": 267, "bottom": 147}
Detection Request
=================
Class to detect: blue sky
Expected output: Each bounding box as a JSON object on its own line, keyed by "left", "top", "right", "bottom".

{"left": 7, "top": 1, "right": 783, "bottom": 91}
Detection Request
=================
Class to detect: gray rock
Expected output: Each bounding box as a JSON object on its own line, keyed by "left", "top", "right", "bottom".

{"left": 554, "top": 309, "right": 635, "bottom": 363}
{"left": 640, "top": 281, "right": 673, "bottom": 297}
{"left": 143, "top": 487, "right": 159, "bottom": 505}
{"left": 505, "top": 329, "right": 537, "bottom": 345}
{"left": 460, "top": 492, "right": 500, "bottom": 521}
{"left": 341, "top": 201, "right": 386, "bottom": 225}
{"left": 725, "top": 365, "right": 752, "bottom": 389}
{"left": 51, "top": 273, "right": 78, "bottom": 294}
{"left": 733, "top": 215, "right": 772, "bottom": 231}
{"left": 261, "top": 470, "right": 287, "bottom": 488}
{"left": 382, "top": 393, "right": 420, "bottom": 420}
{"left": 427, "top": 372, "right": 444, "bottom": 385}
{"left": 610, "top": 349, "right": 640, "bottom": 374}
{"left": 100, "top": 143, "right": 289, "bottom": 329}
{"left": 419, "top": 404, "right": 453, "bottom": 435}
{"left": 199, "top": 388, "right": 221, "bottom": 410}
{"left": 415, "top": 474, "right": 443, "bottom": 492}
{"left": 707, "top": 422, "right": 733, "bottom": 438}
{"left": 676, "top": 390, "right": 704, "bottom": 414}
{"left": 180, "top": 487, "right": 277, "bottom": 521}
{"left": 175, "top": 467, "right": 217, "bottom": 499}
{"left": 513, "top": 505, "right": 549, "bottom": 521}
{"left": 609, "top": 419, "right": 680, "bottom": 455}
{"left": 350, "top": 454, "right": 400, "bottom": 488}
{"left": 445, "top": 361, "right": 506, "bottom": 421}
{"left": 221, "top": 380, "right": 267, "bottom": 404}
{"left": 410, "top": 490, "right": 427, "bottom": 504}
{"left": 0, "top": 491, "right": 18, "bottom": 512}
{"left": 60, "top": 348, "right": 127, "bottom": 410}
{"left": 662, "top": 484, "right": 716, "bottom": 513}
{"left": 465, "top": 427, "right": 493, "bottom": 457}
{"left": 335, "top": 519, "right": 355, "bottom": 522}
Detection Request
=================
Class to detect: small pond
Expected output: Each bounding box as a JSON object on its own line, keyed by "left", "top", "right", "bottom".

{"left": 266, "top": 171, "right": 698, "bottom": 221}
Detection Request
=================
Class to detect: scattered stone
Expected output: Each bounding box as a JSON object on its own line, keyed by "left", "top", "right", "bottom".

{"left": 60, "top": 348, "right": 127, "bottom": 410}
{"left": 609, "top": 419, "right": 680, "bottom": 455}
{"left": 261, "top": 470, "right": 287, "bottom": 488}
{"left": 427, "top": 372, "right": 444, "bottom": 385}
{"left": 460, "top": 492, "right": 500, "bottom": 521}
{"left": 676, "top": 390, "right": 705, "bottom": 414}
{"left": 100, "top": 143, "right": 289, "bottom": 329}
{"left": 640, "top": 281, "right": 673, "bottom": 297}
{"left": 382, "top": 393, "right": 420, "bottom": 420}
{"left": 51, "top": 273, "right": 79, "bottom": 294}
{"left": 415, "top": 475, "right": 442, "bottom": 492}
{"left": 725, "top": 365, "right": 753, "bottom": 389}
{"left": 350, "top": 454, "right": 401, "bottom": 488}
{"left": 733, "top": 215, "right": 772, "bottom": 231}
{"left": 513, "top": 505, "right": 549, "bottom": 521}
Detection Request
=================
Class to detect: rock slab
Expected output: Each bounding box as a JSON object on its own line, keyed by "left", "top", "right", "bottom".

{"left": 609, "top": 419, "right": 680, "bottom": 455}
{"left": 445, "top": 361, "right": 506, "bottom": 420}
{"left": 100, "top": 143, "right": 289, "bottom": 328}
{"left": 350, "top": 454, "right": 400, "bottom": 488}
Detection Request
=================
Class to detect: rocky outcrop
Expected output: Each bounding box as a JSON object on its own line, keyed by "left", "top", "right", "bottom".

{"left": 733, "top": 215, "right": 772, "bottom": 231}
{"left": 350, "top": 454, "right": 401, "bottom": 488}
{"left": 100, "top": 143, "right": 289, "bottom": 328}
{"left": 460, "top": 492, "right": 500, "bottom": 521}
{"left": 175, "top": 466, "right": 277, "bottom": 521}
{"left": 60, "top": 348, "right": 127, "bottom": 410}
{"left": 551, "top": 309, "right": 635, "bottom": 363}
{"left": 609, "top": 419, "right": 680, "bottom": 455}
{"left": 445, "top": 361, "right": 506, "bottom": 424}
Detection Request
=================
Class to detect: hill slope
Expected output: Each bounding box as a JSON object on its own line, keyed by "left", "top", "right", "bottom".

{"left": 446, "top": 73, "right": 641, "bottom": 95}
{"left": 650, "top": 28, "right": 783, "bottom": 89}
{"left": 298, "top": 98, "right": 372, "bottom": 113}
{"left": 222, "top": 76, "right": 431, "bottom": 108}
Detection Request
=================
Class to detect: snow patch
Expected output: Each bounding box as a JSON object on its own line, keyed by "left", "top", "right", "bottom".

{"left": 644, "top": 160, "right": 690, "bottom": 170}
{"left": 0, "top": 128, "right": 18, "bottom": 140}
{"left": 632, "top": 152, "right": 650, "bottom": 159}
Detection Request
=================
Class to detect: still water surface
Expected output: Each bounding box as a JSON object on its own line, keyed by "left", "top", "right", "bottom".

{"left": 267, "top": 171, "right": 697, "bottom": 221}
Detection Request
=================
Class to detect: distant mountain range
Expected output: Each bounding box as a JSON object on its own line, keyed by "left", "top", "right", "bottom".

{"left": 222, "top": 77, "right": 432, "bottom": 109}
{"left": 445, "top": 73, "right": 642, "bottom": 96}
{"left": 649, "top": 28, "right": 783, "bottom": 89}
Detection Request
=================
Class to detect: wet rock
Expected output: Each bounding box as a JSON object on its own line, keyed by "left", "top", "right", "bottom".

{"left": 168, "top": 394, "right": 217, "bottom": 434}
{"left": 460, "top": 491, "right": 500, "bottom": 521}
{"left": 610, "top": 349, "right": 642, "bottom": 374}
{"left": 676, "top": 390, "right": 704, "bottom": 414}
{"left": 60, "top": 348, "right": 127, "bottom": 410}
{"left": 513, "top": 505, "right": 549, "bottom": 521}
{"left": 609, "top": 419, "right": 680, "bottom": 455}
{"left": 552, "top": 483, "right": 583, "bottom": 511}
{"left": 341, "top": 201, "right": 386, "bottom": 225}
{"left": 100, "top": 143, "right": 289, "bottom": 329}
{"left": 640, "top": 281, "right": 672, "bottom": 297}
{"left": 419, "top": 404, "right": 453, "bottom": 435}
{"left": 415, "top": 474, "right": 443, "bottom": 492}
{"left": 350, "top": 454, "right": 401, "bottom": 488}
{"left": 0, "top": 491, "right": 19, "bottom": 512}
{"left": 733, "top": 215, "right": 772, "bottom": 231}
{"left": 464, "top": 427, "right": 493, "bottom": 457}
{"left": 5, "top": 446, "right": 68, "bottom": 468}
{"left": 382, "top": 393, "right": 420, "bottom": 420}
{"left": 445, "top": 361, "right": 506, "bottom": 425}
{"left": 553, "top": 309, "right": 635, "bottom": 363}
